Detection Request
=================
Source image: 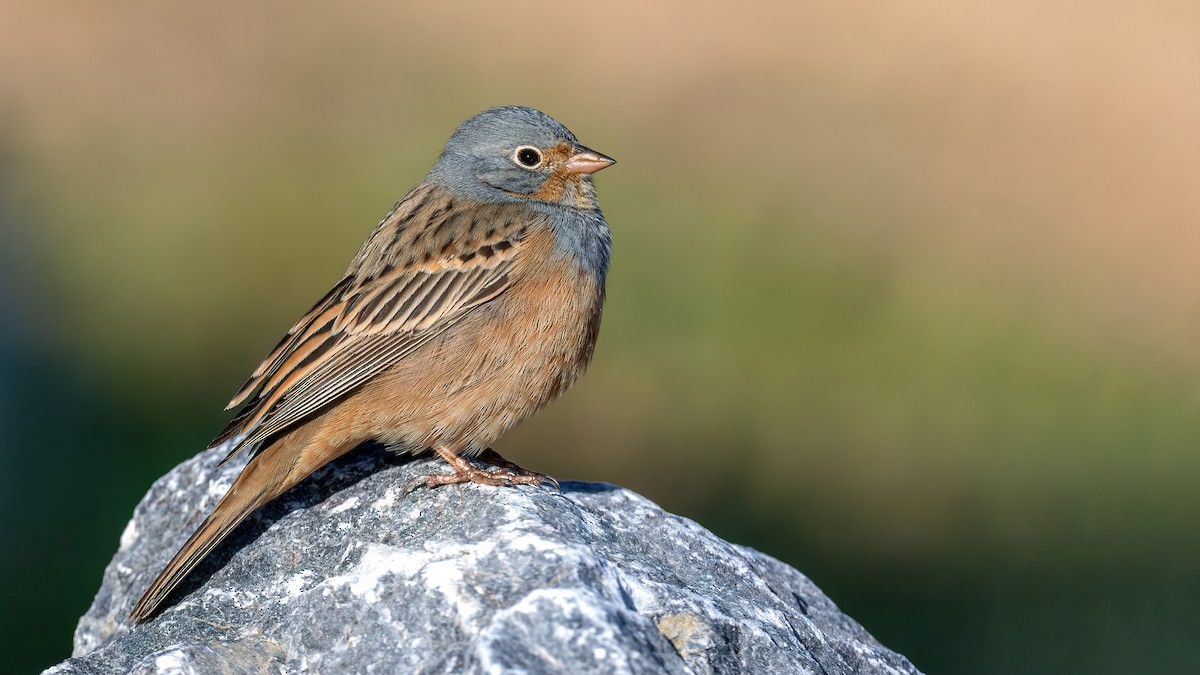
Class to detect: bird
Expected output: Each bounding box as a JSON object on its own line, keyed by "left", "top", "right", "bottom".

{"left": 129, "top": 106, "right": 615, "bottom": 623}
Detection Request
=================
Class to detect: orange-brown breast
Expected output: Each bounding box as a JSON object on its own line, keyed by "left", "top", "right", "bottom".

{"left": 308, "top": 223, "right": 603, "bottom": 458}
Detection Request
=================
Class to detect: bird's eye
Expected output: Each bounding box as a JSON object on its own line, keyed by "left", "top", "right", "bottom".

{"left": 514, "top": 146, "right": 543, "bottom": 168}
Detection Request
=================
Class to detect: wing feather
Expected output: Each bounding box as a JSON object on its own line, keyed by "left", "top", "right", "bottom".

{"left": 210, "top": 194, "right": 532, "bottom": 460}
{"left": 223, "top": 277, "right": 354, "bottom": 410}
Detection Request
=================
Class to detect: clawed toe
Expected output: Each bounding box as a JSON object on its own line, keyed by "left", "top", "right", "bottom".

{"left": 478, "top": 448, "right": 560, "bottom": 491}
{"left": 401, "top": 475, "right": 432, "bottom": 497}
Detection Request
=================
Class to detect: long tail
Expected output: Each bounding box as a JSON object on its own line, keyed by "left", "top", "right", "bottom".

{"left": 129, "top": 428, "right": 315, "bottom": 622}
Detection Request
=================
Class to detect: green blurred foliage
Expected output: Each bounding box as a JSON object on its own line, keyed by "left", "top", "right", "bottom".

{"left": 1, "top": 1, "right": 1197, "bottom": 672}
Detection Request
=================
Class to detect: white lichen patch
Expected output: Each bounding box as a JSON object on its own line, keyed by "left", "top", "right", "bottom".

{"left": 317, "top": 540, "right": 501, "bottom": 627}
{"left": 477, "top": 588, "right": 637, "bottom": 675}
{"left": 323, "top": 544, "right": 424, "bottom": 603}
{"left": 118, "top": 519, "right": 139, "bottom": 550}
{"left": 285, "top": 569, "right": 316, "bottom": 597}
{"left": 200, "top": 587, "right": 250, "bottom": 612}
{"left": 612, "top": 566, "right": 661, "bottom": 612}
{"left": 371, "top": 486, "right": 399, "bottom": 513}
{"left": 328, "top": 495, "right": 360, "bottom": 514}
{"left": 495, "top": 531, "right": 566, "bottom": 556}
{"left": 151, "top": 648, "right": 189, "bottom": 675}
{"left": 204, "top": 476, "right": 232, "bottom": 502}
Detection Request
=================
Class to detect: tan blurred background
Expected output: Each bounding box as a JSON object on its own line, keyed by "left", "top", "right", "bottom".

{"left": 1, "top": 1, "right": 1197, "bottom": 671}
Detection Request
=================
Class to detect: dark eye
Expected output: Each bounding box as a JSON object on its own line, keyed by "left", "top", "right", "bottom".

{"left": 514, "top": 146, "right": 543, "bottom": 168}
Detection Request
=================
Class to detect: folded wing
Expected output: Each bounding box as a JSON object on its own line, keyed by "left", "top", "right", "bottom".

{"left": 211, "top": 206, "right": 529, "bottom": 461}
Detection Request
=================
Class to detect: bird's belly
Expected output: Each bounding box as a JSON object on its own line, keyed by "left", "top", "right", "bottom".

{"left": 345, "top": 256, "right": 603, "bottom": 456}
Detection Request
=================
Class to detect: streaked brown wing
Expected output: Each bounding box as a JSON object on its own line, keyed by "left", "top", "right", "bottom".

{"left": 211, "top": 220, "right": 527, "bottom": 460}
{"left": 223, "top": 276, "right": 356, "bottom": 412}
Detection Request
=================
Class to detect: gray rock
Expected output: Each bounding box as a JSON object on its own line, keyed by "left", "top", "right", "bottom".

{"left": 50, "top": 445, "right": 922, "bottom": 674}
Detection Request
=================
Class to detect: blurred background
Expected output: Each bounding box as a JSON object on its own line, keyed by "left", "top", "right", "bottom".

{"left": 1, "top": 1, "right": 1197, "bottom": 672}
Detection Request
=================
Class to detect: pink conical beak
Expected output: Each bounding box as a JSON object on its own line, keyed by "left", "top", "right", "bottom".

{"left": 563, "top": 145, "right": 616, "bottom": 174}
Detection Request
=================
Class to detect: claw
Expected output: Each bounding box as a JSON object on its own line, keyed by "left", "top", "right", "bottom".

{"left": 401, "top": 475, "right": 432, "bottom": 497}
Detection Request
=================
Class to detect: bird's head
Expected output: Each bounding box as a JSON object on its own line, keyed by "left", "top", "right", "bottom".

{"left": 432, "top": 106, "right": 615, "bottom": 210}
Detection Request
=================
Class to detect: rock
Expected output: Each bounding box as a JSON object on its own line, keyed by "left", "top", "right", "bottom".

{"left": 49, "top": 445, "right": 922, "bottom": 675}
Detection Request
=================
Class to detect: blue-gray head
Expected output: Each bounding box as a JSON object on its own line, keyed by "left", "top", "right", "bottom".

{"left": 430, "top": 106, "right": 615, "bottom": 210}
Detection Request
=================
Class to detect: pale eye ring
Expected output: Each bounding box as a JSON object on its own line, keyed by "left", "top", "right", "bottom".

{"left": 514, "top": 146, "right": 543, "bottom": 168}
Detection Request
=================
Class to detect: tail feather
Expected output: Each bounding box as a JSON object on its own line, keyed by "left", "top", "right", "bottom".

{"left": 128, "top": 434, "right": 309, "bottom": 623}
{"left": 128, "top": 484, "right": 269, "bottom": 623}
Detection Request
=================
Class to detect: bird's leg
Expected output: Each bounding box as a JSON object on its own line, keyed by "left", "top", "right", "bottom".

{"left": 402, "top": 446, "right": 559, "bottom": 495}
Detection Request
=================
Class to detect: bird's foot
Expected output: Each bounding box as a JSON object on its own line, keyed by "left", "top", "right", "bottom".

{"left": 476, "top": 448, "right": 560, "bottom": 490}
{"left": 402, "top": 447, "right": 559, "bottom": 495}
